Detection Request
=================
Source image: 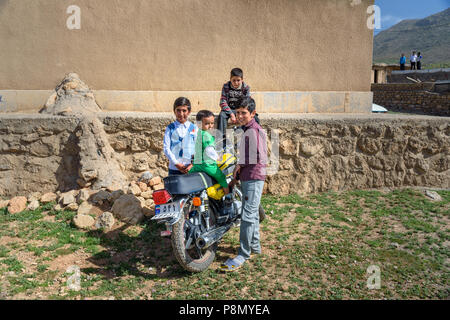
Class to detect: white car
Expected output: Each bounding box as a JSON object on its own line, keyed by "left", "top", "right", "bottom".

{"left": 372, "top": 103, "right": 388, "bottom": 113}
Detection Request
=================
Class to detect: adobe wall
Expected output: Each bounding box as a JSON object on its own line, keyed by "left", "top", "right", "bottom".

{"left": 0, "top": 0, "right": 374, "bottom": 113}
{"left": 371, "top": 83, "right": 450, "bottom": 116}
{"left": 0, "top": 113, "right": 448, "bottom": 197}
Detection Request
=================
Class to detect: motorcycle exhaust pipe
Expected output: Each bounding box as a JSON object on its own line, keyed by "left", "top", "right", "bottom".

{"left": 196, "top": 225, "right": 231, "bottom": 249}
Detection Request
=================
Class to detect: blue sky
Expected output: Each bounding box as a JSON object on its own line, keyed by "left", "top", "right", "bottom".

{"left": 374, "top": 0, "right": 450, "bottom": 34}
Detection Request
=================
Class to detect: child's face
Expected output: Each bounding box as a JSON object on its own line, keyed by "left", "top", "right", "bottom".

{"left": 201, "top": 116, "right": 215, "bottom": 131}
{"left": 174, "top": 105, "right": 191, "bottom": 124}
{"left": 236, "top": 107, "right": 256, "bottom": 126}
{"left": 230, "top": 76, "right": 243, "bottom": 89}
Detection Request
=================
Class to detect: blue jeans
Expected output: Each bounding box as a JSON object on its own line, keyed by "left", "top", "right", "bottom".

{"left": 238, "top": 180, "right": 265, "bottom": 260}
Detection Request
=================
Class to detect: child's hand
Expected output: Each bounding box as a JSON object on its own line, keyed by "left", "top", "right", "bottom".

{"left": 184, "top": 164, "right": 193, "bottom": 173}
{"left": 233, "top": 165, "right": 241, "bottom": 179}
{"left": 175, "top": 163, "right": 186, "bottom": 172}
{"left": 230, "top": 113, "right": 237, "bottom": 124}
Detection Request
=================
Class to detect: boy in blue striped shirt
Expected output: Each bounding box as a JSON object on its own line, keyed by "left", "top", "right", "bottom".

{"left": 163, "top": 97, "right": 198, "bottom": 176}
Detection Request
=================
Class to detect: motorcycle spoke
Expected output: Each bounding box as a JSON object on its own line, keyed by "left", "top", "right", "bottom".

{"left": 184, "top": 222, "right": 196, "bottom": 250}
{"left": 185, "top": 234, "right": 193, "bottom": 250}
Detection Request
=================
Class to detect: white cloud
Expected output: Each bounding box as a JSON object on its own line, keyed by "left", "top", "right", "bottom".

{"left": 381, "top": 14, "right": 403, "bottom": 26}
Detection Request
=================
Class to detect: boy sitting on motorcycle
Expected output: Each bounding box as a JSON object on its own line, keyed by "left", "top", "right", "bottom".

{"left": 220, "top": 97, "right": 267, "bottom": 272}
{"left": 189, "top": 110, "right": 230, "bottom": 195}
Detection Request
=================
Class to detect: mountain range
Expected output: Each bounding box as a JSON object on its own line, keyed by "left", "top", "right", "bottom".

{"left": 373, "top": 8, "right": 450, "bottom": 65}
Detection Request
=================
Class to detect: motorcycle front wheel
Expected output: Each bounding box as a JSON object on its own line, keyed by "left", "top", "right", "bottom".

{"left": 171, "top": 199, "right": 218, "bottom": 273}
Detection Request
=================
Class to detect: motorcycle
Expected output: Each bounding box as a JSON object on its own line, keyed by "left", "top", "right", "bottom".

{"left": 151, "top": 149, "right": 265, "bottom": 273}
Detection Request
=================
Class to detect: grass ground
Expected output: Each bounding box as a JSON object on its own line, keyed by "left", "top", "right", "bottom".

{"left": 0, "top": 188, "right": 448, "bottom": 300}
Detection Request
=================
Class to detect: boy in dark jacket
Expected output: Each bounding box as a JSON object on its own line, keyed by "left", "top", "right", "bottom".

{"left": 217, "top": 68, "right": 259, "bottom": 149}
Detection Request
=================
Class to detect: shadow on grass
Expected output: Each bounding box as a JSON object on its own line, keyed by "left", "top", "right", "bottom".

{"left": 83, "top": 220, "right": 192, "bottom": 280}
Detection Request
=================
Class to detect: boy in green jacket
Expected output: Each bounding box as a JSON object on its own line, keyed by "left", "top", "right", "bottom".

{"left": 189, "top": 110, "right": 230, "bottom": 195}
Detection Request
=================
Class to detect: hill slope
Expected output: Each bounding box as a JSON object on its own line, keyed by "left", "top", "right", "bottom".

{"left": 373, "top": 8, "right": 450, "bottom": 65}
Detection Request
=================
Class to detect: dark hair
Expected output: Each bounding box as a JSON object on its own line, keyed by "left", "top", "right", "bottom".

{"left": 196, "top": 109, "right": 215, "bottom": 122}
{"left": 173, "top": 97, "right": 191, "bottom": 111}
{"left": 230, "top": 68, "right": 243, "bottom": 79}
{"left": 237, "top": 96, "right": 256, "bottom": 113}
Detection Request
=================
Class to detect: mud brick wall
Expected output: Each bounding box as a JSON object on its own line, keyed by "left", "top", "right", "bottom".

{"left": 371, "top": 83, "right": 450, "bottom": 116}
{"left": 0, "top": 113, "right": 449, "bottom": 197}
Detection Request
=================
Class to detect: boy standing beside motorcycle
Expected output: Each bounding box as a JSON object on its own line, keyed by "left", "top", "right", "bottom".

{"left": 221, "top": 97, "right": 267, "bottom": 272}
{"left": 163, "top": 97, "right": 198, "bottom": 176}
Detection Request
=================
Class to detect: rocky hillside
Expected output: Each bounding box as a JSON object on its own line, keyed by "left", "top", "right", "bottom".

{"left": 373, "top": 8, "right": 450, "bottom": 64}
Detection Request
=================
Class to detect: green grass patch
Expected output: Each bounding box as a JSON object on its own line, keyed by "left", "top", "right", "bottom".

{"left": 0, "top": 188, "right": 448, "bottom": 300}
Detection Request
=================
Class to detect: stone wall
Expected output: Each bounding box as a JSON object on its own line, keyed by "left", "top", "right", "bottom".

{"left": 388, "top": 69, "right": 450, "bottom": 84}
{"left": 0, "top": 113, "right": 449, "bottom": 197}
{"left": 371, "top": 83, "right": 450, "bottom": 116}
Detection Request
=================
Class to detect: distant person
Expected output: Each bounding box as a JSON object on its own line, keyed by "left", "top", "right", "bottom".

{"left": 400, "top": 53, "right": 406, "bottom": 70}
{"left": 410, "top": 51, "right": 417, "bottom": 70}
{"left": 417, "top": 52, "right": 423, "bottom": 70}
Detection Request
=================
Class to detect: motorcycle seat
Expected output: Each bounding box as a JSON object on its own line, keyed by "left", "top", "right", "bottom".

{"left": 163, "top": 172, "right": 217, "bottom": 195}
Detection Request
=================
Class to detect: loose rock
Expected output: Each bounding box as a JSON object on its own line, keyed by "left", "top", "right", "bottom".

{"left": 128, "top": 184, "right": 141, "bottom": 196}
{"left": 66, "top": 202, "right": 79, "bottom": 211}
{"left": 140, "top": 190, "right": 153, "bottom": 200}
{"left": 138, "top": 182, "right": 148, "bottom": 192}
{"left": 8, "top": 196, "right": 27, "bottom": 214}
{"left": 73, "top": 214, "right": 95, "bottom": 229}
{"left": 152, "top": 183, "right": 165, "bottom": 191}
{"left": 142, "top": 199, "right": 155, "bottom": 216}
{"left": 77, "top": 201, "right": 93, "bottom": 215}
{"left": 77, "top": 189, "right": 90, "bottom": 204}
{"left": 41, "top": 192, "right": 57, "bottom": 203}
{"left": 424, "top": 190, "right": 442, "bottom": 202}
{"left": 0, "top": 200, "right": 9, "bottom": 209}
{"left": 108, "top": 189, "right": 125, "bottom": 203}
{"left": 60, "top": 191, "right": 76, "bottom": 206}
{"left": 149, "top": 176, "right": 162, "bottom": 187}
{"left": 390, "top": 242, "right": 400, "bottom": 249}
{"left": 111, "top": 194, "right": 144, "bottom": 224}
{"left": 91, "top": 190, "right": 111, "bottom": 205}
{"left": 27, "top": 192, "right": 42, "bottom": 203}
{"left": 138, "top": 171, "right": 153, "bottom": 184}
{"left": 95, "top": 212, "right": 115, "bottom": 230}
{"left": 27, "top": 200, "right": 40, "bottom": 211}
